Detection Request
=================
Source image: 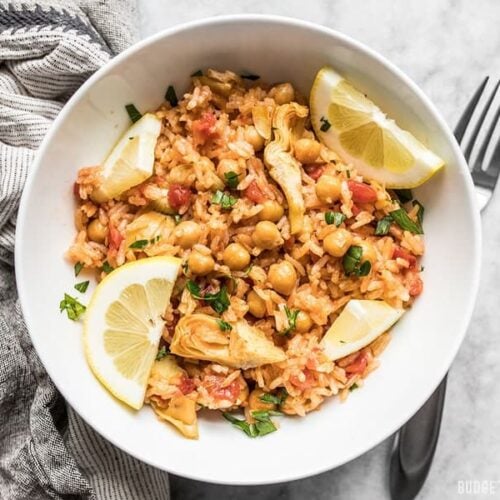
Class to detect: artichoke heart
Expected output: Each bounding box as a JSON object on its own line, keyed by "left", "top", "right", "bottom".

{"left": 170, "top": 314, "right": 286, "bottom": 369}
{"left": 151, "top": 396, "right": 199, "bottom": 439}
{"left": 264, "top": 103, "right": 308, "bottom": 234}
{"left": 124, "top": 211, "right": 175, "bottom": 248}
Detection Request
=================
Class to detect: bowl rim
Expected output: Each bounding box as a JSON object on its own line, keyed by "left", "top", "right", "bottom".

{"left": 15, "top": 13, "right": 482, "bottom": 485}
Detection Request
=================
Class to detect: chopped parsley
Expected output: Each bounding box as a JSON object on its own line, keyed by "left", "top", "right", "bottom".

{"left": 129, "top": 239, "right": 149, "bottom": 249}
{"left": 186, "top": 280, "right": 230, "bottom": 314}
{"left": 191, "top": 69, "right": 203, "bottom": 77}
{"left": 211, "top": 190, "right": 237, "bottom": 209}
{"left": 222, "top": 410, "right": 281, "bottom": 438}
{"left": 394, "top": 189, "right": 413, "bottom": 203}
{"left": 390, "top": 208, "right": 423, "bottom": 234}
{"left": 74, "top": 281, "right": 89, "bottom": 293}
{"left": 375, "top": 215, "right": 393, "bottom": 236}
{"left": 240, "top": 73, "right": 260, "bottom": 81}
{"left": 74, "top": 261, "right": 84, "bottom": 277}
{"left": 60, "top": 293, "right": 86, "bottom": 321}
{"left": 101, "top": 261, "right": 114, "bottom": 274}
{"left": 325, "top": 211, "right": 346, "bottom": 227}
{"left": 165, "top": 85, "right": 178, "bottom": 107}
{"left": 320, "top": 116, "right": 331, "bottom": 132}
{"left": 346, "top": 170, "right": 351, "bottom": 179}
{"left": 217, "top": 319, "right": 233, "bottom": 332}
{"left": 125, "top": 103, "right": 142, "bottom": 123}
{"left": 224, "top": 171, "right": 240, "bottom": 189}
{"left": 155, "top": 346, "right": 168, "bottom": 361}
{"left": 150, "top": 235, "right": 161, "bottom": 244}
{"left": 349, "top": 383, "right": 359, "bottom": 392}
{"left": 259, "top": 388, "right": 288, "bottom": 406}
{"left": 280, "top": 307, "right": 299, "bottom": 335}
{"left": 342, "top": 245, "right": 372, "bottom": 277}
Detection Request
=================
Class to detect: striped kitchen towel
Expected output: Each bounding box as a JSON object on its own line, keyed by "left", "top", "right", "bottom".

{"left": 0, "top": 1, "right": 170, "bottom": 498}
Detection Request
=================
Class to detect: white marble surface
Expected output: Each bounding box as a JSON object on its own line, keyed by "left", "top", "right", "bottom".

{"left": 137, "top": 1, "right": 500, "bottom": 498}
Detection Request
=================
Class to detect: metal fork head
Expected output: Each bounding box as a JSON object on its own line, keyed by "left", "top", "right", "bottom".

{"left": 455, "top": 77, "right": 500, "bottom": 211}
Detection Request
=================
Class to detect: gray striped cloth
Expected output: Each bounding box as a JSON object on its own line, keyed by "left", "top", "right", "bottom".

{"left": 0, "top": 1, "right": 170, "bottom": 498}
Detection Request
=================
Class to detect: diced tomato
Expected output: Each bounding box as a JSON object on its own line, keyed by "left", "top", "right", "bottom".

{"left": 348, "top": 180, "right": 377, "bottom": 203}
{"left": 345, "top": 352, "right": 368, "bottom": 375}
{"left": 192, "top": 112, "right": 218, "bottom": 145}
{"left": 408, "top": 274, "right": 424, "bottom": 297}
{"left": 208, "top": 377, "right": 241, "bottom": 403}
{"left": 244, "top": 180, "right": 267, "bottom": 203}
{"left": 305, "top": 164, "right": 326, "bottom": 181}
{"left": 393, "top": 247, "right": 417, "bottom": 269}
{"left": 178, "top": 376, "right": 196, "bottom": 395}
{"left": 168, "top": 184, "right": 191, "bottom": 209}
{"left": 351, "top": 204, "right": 361, "bottom": 217}
{"left": 290, "top": 369, "right": 315, "bottom": 390}
{"left": 108, "top": 223, "right": 123, "bottom": 251}
{"left": 305, "top": 358, "right": 318, "bottom": 371}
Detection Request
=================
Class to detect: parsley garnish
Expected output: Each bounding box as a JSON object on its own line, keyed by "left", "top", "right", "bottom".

{"left": 74, "top": 261, "right": 84, "bottom": 277}
{"left": 125, "top": 103, "right": 142, "bottom": 123}
{"left": 240, "top": 73, "right": 260, "bottom": 81}
{"left": 224, "top": 171, "right": 240, "bottom": 189}
{"left": 150, "top": 235, "right": 161, "bottom": 244}
{"left": 60, "top": 293, "right": 86, "bottom": 321}
{"left": 375, "top": 215, "right": 393, "bottom": 236}
{"left": 156, "top": 346, "right": 168, "bottom": 361}
{"left": 342, "top": 246, "right": 372, "bottom": 277}
{"left": 320, "top": 116, "right": 331, "bottom": 132}
{"left": 186, "top": 280, "right": 230, "bottom": 314}
{"left": 390, "top": 208, "right": 423, "bottom": 234}
{"left": 325, "top": 211, "right": 346, "bottom": 227}
{"left": 74, "top": 281, "right": 89, "bottom": 293}
{"left": 222, "top": 410, "right": 281, "bottom": 438}
{"left": 165, "top": 85, "right": 178, "bottom": 107}
{"left": 129, "top": 239, "right": 149, "bottom": 249}
{"left": 349, "top": 383, "right": 359, "bottom": 392}
{"left": 217, "top": 319, "right": 233, "bottom": 331}
{"left": 394, "top": 189, "right": 413, "bottom": 203}
{"left": 280, "top": 307, "right": 299, "bottom": 335}
{"left": 211, "top": 190, "right": 237, "bottom": 209}
{"left": 259, "top": 389, "right": 288, "bottom": 406}
{"left": 101, "top": 261, "right": 113, "bottom": 274}
{"left": 191, "top": 69, "right": 203, "bottom": 77}
{"left": 346, "top": 170, "right": 351, "bottom": 179}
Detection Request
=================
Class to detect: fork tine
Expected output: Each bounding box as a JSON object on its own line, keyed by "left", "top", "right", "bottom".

{"left": 472, "top": 97, "right": 500, "bottom": 172}
{"left": 454, "top": 76, "right": 489, "bottom": 142}
{"left": 483, "top": 132, "right": 500, "bottom": 182}
{"left": 462, "top": 80, "right": 500, "bottom": 162}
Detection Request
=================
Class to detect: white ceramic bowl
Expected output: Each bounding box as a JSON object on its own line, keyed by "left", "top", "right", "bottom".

{"left": 16, "top": 15, "right": 481, "bottom": 485}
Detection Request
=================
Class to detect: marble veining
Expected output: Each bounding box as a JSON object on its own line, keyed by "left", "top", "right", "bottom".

{"left": 137, "top": 1, "right": 500, "bottom": 498}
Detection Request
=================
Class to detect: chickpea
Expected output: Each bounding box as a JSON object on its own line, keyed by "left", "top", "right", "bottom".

{"left": 270, "top": 82, "right": 295, "bottom": 105}
{"left": 358, "top": 240, "right": 377, "bottom": 264}
{"left": 294, "top": 138, "right": 321, "bottom": 164}
{"left": 247, "top": 290, "right": 266, "bottom": 318}
{"left": 295, "top": 311, "right": 313, "bottom": 333}
{"left": 244, "top": 126, "right": 265, "bottom": 152}
{"left": 174, "top": 221, "right": 201, "bottom": 249}
{"left": 315, "top": 175, "right": 342, "bottom": 204}
{"left": 268, "top": 261, "right": 297, "bottom": 296}
{"left": 217, "top": 158, "right": 244, "bottom": 179}
{"left": 258, "top": 200, "right": 284, "bottom": 222}
{"left": 188, "top": 250, "right": 215, "bottom": 275}
{"left": 223, "top": 243, "right": 251, "bottom": 271}
{"left": 252, "top": 221, "right": 283, "bottom": 250}
{"left": 87, "top": 219, "right": 107, "bottom": 243}
{"left": 324, "top": 229, "right": 352, "bottom": 257}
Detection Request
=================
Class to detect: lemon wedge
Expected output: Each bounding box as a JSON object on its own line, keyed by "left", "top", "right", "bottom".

{"left": 84, "top": 256, "right": 181, "bottom": 409}
{"left": 320, "top": 300, "right": 403, "bottom": 361}
{"left": 91, "top": 113, "right": 162, "bottom": 203}
{"left": 310, "top": 66, "right": 444, "bottom": 188}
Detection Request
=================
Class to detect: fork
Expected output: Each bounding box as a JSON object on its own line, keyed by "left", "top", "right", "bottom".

{"left": 389, "top": 77, "right": 500, "bottom": 500}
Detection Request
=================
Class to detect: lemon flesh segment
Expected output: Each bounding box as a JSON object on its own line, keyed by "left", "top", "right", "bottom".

{"left": 84, "top": 256, "right": 181, "bottom": 410}
{"left": 310, "top": 66, "right": 444, "bottom": 188}
{"left": 320, "top": 300, "right": 404, "bottom": 361}
{"left": 91, "top": 113, "right": 162, "bottom": 203}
